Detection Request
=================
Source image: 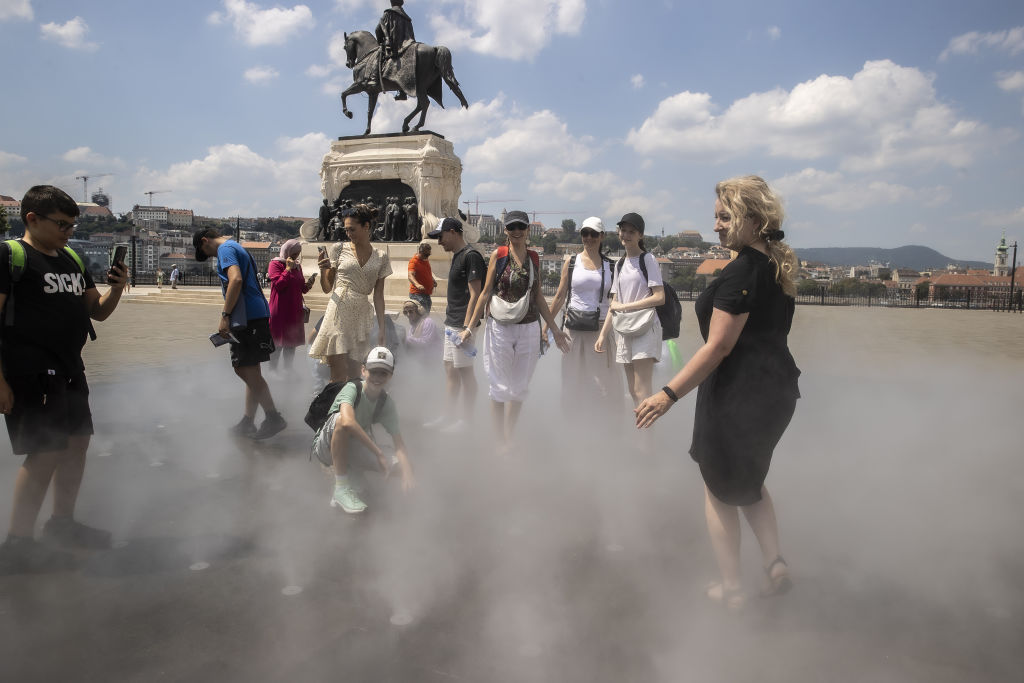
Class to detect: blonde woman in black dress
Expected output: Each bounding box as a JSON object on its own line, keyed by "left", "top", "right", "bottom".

{"left": 635, "top": 176, "right": 800, "bottom": 610}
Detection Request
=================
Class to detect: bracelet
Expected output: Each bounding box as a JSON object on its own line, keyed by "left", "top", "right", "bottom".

{"left": 462, "top": 326, "right": 472, "bottom": 336}
{"left": 662, "top": 385, "right": 679, "bottom": 402}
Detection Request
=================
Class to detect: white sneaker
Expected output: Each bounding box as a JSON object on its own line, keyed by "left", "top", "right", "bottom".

{"left": 439, "top": 418, "right": 468, "bottom": 435}
{"left": 422, "top": 415, "right": 447, "bottom": 429}
{"left": 330, "top": 484, "right": 367, "bottom": 514}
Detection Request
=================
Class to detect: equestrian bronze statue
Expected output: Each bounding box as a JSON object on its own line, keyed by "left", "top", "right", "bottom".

{"left": 340, "top": 30, "right": 469, "bottom": 135}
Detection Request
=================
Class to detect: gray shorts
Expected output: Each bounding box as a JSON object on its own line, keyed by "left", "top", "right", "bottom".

{"left": 311, "top": 413, "right": 395, "bottom": 471}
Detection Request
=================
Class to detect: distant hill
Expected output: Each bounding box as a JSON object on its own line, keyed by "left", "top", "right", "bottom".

{"left": 794, "top": 245, "right": 991, "bottom": 271}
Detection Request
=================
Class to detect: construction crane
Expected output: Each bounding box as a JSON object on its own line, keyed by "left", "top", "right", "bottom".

{"left": 461, "top": 197, "right": 522, "bottom": 215}
{"left": 144, "top": 190, "right": 171, "bottom": 206}
{"left": 75, "top": 173, "right": 112, "bottom": 203}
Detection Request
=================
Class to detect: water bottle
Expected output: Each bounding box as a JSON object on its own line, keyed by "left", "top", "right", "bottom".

{"left": 445, "top": 328, "right": 477, "bottom": 357}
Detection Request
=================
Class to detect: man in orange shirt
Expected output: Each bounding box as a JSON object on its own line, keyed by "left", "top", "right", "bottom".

{"left": 407, "top": 242, "right": 437, "bottom": 311}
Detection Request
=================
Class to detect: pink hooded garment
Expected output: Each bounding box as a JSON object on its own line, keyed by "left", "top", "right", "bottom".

{"left": 268, "top": 239, "right": 313, "bottom": 347}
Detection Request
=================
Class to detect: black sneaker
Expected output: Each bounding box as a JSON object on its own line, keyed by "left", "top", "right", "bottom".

{"left": 230, "top": 415, "right": 257, "bottom": 437}
{"left": 251, "top": 411, "right": 287, "bottom": 440}
{"left": 0, "top": 536, "right": 78, "bottom": 574}
{"left": 42, "top": 517, "right": 113, "bottom": 550}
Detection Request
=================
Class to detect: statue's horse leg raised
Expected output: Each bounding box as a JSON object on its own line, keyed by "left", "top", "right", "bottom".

{"left": 341, "top": 81, "right": 379, "bottom": 136}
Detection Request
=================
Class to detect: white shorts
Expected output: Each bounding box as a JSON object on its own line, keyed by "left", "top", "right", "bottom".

{"left": 311, "top": 413, "right": 383, "bottom": 471}
{"left": 614, "top": 321, "right": 662, "bottom": 364}
{"left": 442, "top": 325, "right": 477, "bottom": 369}
{"left": 482, "top": 317, "right": 541, "bottom": 403}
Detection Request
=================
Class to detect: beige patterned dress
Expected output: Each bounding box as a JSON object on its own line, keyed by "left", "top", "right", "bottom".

{"left": 309, "top": 242, "right": 392, "bottom": 362}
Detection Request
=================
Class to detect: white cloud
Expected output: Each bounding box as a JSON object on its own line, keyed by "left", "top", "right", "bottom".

{"left": 208, "top": 0, "right": 313, "bottom": 47}
{"left": 333, "top": 0, "right": 374, "bottom": 10}
{"left": 773, "top": 168, "right": 950, "bottom": 212}
{"left": 0, "top": 0, "right": 32, "bottom": 21}
{"left": 767, "top": 25, "right": 781, "bottom": 40}
{"left": 940, "top": 26, "right": 1024, "bottom": 61}
{"left": 631, "top": 74, "right": 645, "bottom": 89}
{"left": 471, "top": 181, "right": 509, "bottom": 197}
{"left": 244, "top": 66, "right": 279, "bottom": 84}
{"left": 135, "top": 134, "right": 328, "bottom": 217}
{"left": 464, "top": 110, "right": 594, "bottom": 178}
{"left": 40, "top": 17, "right": 98, "bottom": 51}
{"left": 61, "top": 146, "right": 124, "bottom": 169}
{"left": 996, "top": 70, "right": 1024, "bottom": 92}
{"left": 627, "top": 59, "right": 1011, "bottom": 173}
{"left": 306, "top": 64, "right": 332, "bottom": 78}
{"left": 430, "top": 0, "right": 586, "bottom": 61}
{"left": 0, "top": 150, "right": 28, "bottom": 166}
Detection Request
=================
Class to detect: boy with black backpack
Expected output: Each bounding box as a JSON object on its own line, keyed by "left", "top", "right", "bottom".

{"left": 310, "top": 346, "right": 415, "bottom": 514}
{"left": 0, "top": 185, "right": 128, "bottom": 573}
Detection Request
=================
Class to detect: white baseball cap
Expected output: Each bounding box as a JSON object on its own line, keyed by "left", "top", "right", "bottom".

{"left": 365, "top": 346, "right": 395, "bottom": 372}
{"left": 581, "top": 216, "right": 604, "bottom": 231}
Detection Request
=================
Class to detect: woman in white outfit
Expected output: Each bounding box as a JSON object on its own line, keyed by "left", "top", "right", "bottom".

{"left": 595, "top": 212, "right": 665, "bottom": 407}
{"left": 545, "top": 216, "right": 622, "bottom": 416}
{"left": 309, "top": 204, "right": 392, "bottom": 383}
{"left": 470, "top": 210, "right": 570, "bottom": 446}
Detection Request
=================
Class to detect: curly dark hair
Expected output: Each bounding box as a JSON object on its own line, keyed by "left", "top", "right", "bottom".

{"left": 344, "top": 203, "right": 378, "bottom": 225}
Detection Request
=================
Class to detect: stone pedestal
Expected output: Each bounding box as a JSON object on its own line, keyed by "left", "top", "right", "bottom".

{"left": 312, "top": 132, "right": 474, "bottom": 241}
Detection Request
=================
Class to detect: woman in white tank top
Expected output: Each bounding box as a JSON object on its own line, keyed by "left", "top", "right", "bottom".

{"left": 546, "top": 217, "right": 623, "bottom": 416}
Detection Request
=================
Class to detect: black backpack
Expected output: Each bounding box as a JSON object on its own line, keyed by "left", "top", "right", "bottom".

{"left": 615, "top": 252, "right": 682, "bottom": 340}
{"left": 304, "top": 380, "right": 388, "bottom": 431}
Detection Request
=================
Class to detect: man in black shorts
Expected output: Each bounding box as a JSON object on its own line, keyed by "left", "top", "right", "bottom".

{"left": 193, "top": 227, "right": 286, "bottom": 440}
{"left": 0, "top": 185, "right": 128, "bottom": 573}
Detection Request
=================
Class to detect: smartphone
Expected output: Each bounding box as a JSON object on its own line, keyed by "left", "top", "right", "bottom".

{"left": 108, "top": 246, "right": 127, "bottom": 282}
{"left": 317, "top": 246, "right": 328, "bottom": 262}
{"left": 209, "top": 332, "right": 239, "bottom": 347}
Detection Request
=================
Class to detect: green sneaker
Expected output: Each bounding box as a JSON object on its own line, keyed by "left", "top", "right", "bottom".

{"left": 330, "top": 484, "right": 367, "bottom": 514}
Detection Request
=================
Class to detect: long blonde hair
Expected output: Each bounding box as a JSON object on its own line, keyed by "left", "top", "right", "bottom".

{"left": 716, "top": 175, "right": 797, "bottom": 296}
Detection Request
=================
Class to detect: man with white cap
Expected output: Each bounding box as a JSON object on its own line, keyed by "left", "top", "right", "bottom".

{"left": 311, "top": 346, "right": 414, "bottom": 514}
{"left": 424, "top": 216, "right": 485, "bottom": 433}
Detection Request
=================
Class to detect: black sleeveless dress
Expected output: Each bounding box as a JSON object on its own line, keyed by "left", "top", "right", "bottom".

{"left": 689, "top": 247, "right": 800, "bottom": 505}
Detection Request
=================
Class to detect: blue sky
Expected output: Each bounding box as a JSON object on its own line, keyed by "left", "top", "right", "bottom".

{"left": 2, "top": 0, "right": 1023, "bottom": 261}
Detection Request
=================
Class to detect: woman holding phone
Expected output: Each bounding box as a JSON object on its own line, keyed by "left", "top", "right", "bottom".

{"left": 308, "top": 204, "right": 391, "bottom": 383}
{"left": 267, "top": 239, "right": 315, "bottom": 370}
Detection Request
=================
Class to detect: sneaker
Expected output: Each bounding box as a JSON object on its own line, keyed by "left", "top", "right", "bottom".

{"left": 251, "top": 411, "right": 287, "bottom": 440}
{"left": 422, "top": 415, "right": 447, "bottom": 429}
{"left": 0, "top": 536, "right": 78, "bottom": 574}
{"left": 42, "top": 517, "right": 113, "bottom": 550}
{"left": 439, "top": 418, "right": 467, "bottom": 435}
{"left": 330, "top": 484, "right": 367, "bottom": 514}
{"left": 230, "top": 415, "right": 256, "bottom": 437}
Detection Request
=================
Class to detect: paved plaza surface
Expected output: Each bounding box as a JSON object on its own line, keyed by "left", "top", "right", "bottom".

{"left": 1, "top": 298, "right": 1022, "bottom": 682}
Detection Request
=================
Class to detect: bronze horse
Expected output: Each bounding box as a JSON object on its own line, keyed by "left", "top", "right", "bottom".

{"left": 341, "top": 31, "right": 469, "bottom": 135}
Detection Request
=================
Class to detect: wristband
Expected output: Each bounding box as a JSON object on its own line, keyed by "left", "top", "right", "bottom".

{"left": 661, "top": 385, "right": 679, "bottom": 403}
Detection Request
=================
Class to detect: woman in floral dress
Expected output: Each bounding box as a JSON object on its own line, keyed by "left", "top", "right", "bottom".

{"left": 309, "top": 204, "right": 392, "bottom": 383}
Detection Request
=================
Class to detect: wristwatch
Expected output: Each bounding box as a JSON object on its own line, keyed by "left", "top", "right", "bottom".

{"left": 221, "top": 311, "right": 231, "bottom": 318}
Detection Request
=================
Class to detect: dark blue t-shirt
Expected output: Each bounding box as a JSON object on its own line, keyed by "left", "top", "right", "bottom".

{"left": 216, "top": 240, "right": 270, "bottom": 320}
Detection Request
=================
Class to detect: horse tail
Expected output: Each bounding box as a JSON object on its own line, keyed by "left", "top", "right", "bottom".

{"left": 435, "top": 46, "right": 469, "bottom": 109}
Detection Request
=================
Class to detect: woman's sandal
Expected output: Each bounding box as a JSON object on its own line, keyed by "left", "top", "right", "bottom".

{"left": 705, "top": 582, "right": 746, "bottom": 612}
{"left": 760, "top": 555, "right": 793, "bottom": 598}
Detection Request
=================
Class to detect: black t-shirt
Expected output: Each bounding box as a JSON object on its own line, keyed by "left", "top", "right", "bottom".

{"left": 445, "top": 245, "right": 486, "bottom": 328}
{"left": 694, "top": 246, "right": 800, "bottom": 393}
{"left": 0, "top": 241, "right": 97, "bottom": 377}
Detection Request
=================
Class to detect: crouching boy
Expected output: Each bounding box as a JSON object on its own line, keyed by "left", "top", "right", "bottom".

{"left": 311, "top": 346, "right": 414, "bottom": 514}
{"left": 0, "top": 185, "right": 128, "bottom": 573}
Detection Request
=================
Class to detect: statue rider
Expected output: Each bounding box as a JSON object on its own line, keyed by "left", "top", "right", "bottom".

{"left": 375, "top": 0, "right": 416, "bottom": 101}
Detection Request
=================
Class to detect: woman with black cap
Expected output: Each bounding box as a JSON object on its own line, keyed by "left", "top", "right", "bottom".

{"left": 595, "top": 212, "right": 665, "bottom": 409}
{"left": 470, "top": 210, "right": 570, "bottom": 448}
